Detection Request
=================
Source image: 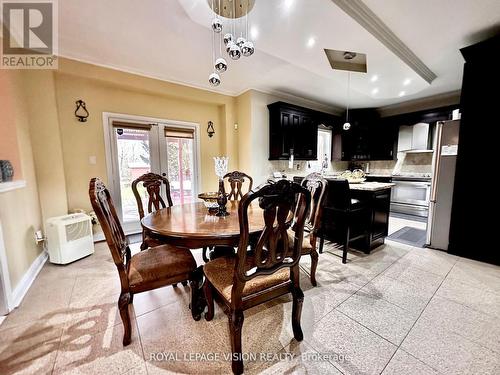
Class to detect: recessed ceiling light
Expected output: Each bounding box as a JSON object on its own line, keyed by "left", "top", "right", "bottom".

{"left": 399, "top": 91, "right": 406, "bottom": 97}
{"left": 250, "top": 26, "right": 259, "bottom": 40}
{"left": 370, "top": 75, "right": 379, "bottom": 82}
{"left": 371, "top": 88, "right": 379, "bottom": 95}
{"left": 307, "top": 37, "right": 316, "bottom": 48}
{"left": 403, "top": 78, "right": 412, "bottom": 86}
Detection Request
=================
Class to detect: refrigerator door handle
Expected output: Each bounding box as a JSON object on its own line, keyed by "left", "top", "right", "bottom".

{"left": 430, "top": 122, "right": 444, "bottom": 202}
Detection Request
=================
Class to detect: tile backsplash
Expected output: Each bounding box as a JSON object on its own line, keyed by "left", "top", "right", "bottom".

{"left": 400, "top": 152, "right": 433, "bottom": 173}
{"left": 268, "top": 151, "right": 433, "bottom": 178}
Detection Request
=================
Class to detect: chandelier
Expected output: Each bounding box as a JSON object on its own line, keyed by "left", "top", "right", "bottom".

{"left": 208, "top": 0, "right": 256, "bottom": 87}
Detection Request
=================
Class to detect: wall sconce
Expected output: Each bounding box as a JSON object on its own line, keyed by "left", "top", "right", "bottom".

{"left": 75, "top": 100, "right": 89, "bottom": 122}
{"left": 207, "top": 121, "right": 215, "bottom": 137}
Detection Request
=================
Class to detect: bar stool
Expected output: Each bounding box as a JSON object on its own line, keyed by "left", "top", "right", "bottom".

{"left": 321, "top": 179, "right": 367, "bottom": 264}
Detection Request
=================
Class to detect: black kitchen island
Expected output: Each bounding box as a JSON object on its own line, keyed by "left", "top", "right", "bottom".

{"left": 321, "top": 180, "right": 394, "bottom": 254}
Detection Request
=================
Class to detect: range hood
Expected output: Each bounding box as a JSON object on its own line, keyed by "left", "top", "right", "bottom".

{"left": 397, "top": 123, "right": 432, "bottom": 152}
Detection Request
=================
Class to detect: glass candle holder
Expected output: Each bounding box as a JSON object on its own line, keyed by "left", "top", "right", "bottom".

{"left": 214, "top": 156, "right": 229, "bottom": 216}
{"left": 214, "top": 156, "right": 229, "bottom": 178}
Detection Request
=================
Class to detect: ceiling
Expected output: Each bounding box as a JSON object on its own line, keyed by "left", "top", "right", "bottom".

{"left": 58, "top": 0, "right": 500, "bottom": 109}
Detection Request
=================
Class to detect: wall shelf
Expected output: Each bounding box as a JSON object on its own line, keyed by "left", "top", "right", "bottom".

{"left": 0, "top": 180, "right": 26, "bottom": 194}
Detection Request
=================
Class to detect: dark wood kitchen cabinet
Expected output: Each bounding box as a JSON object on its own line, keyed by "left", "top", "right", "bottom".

{"left": 268, "top": 102, "right": 323, "bottom": 160}
{"left": 341, "top": 109, "right": 396, "bottom": 161}
{"left": 448, "top": 35, "right": 500, "bottom": 265}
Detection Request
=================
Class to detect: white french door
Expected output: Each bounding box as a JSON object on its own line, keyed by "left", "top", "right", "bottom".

{"left": 104, "top": 114, "right": 201, "bottom": 234}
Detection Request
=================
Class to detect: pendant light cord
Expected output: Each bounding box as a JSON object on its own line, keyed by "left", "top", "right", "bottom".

{"left": 218, "top": 0, "right": 222, "bottom": 56}
{"left": 211, "top": 0, "right": 215, "bottom": 65}
{"left": 346, "top": 72, "right": 351, "bottom": 122}
{"left": 246, "top": 0, "right": 249, "bottom": 39}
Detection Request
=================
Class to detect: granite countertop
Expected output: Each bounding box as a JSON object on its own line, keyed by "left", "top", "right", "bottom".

{"left": 364, "top": 173, "right": 393, "bottom": 178}
{"left": 348, "top": 181, "right": 395, "bottom": 191}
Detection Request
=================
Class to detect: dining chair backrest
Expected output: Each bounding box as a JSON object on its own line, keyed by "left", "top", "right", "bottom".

{"left": 234, "top": 180, "right": 310, "bottom": 289}
{"left": 89, "top": 178, "right": 130, "bottom": 288}
{"left": 224, "top": 171, "right": 253, "bottom": 200}
{"left": 132, "top": 173, "right": 173, "bottom": 220}
{"left": 326, "top": 178, "right": 351, "bottom": 211}
{"left": 300, "top": 172, "right": 328, "bottom": 233}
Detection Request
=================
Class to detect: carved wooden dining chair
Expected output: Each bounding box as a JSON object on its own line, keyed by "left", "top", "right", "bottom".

{"left": 288, "top": 172, "right": 328, "bottom": 286}
{"left": 89, "top": 178, "right": 201, "bottom": 346}
{"left": 224, "top": 170, "right": 253, "bottom": 200}
{"left": 132, "top": 173, "right": 173, "bottom": 250}
{"left": 203, "top": 179, "right": 311, "bottom": 375}
{"left": 202, "top": 170, "right": 254, "bottom": 262}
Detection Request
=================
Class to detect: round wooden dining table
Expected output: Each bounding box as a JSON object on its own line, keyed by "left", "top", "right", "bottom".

{"left": 141, "top": 200, "right": 265, "bottom": 249}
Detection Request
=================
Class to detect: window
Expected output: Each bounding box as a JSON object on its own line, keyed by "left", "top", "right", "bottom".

{"left": 164, "top": 128, "right": 195, "bottom": 205}
{"left": 311, "top": 127, "right": 332, "bottom": 170}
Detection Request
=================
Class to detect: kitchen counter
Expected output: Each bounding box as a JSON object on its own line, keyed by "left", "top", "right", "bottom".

{"left": 321, "top": 179, "right": 394, "bottom": 254}
{"left": 364, "top": 173, "right": 393, "bottom": 178}
{"left": 348, "top": 181, "right": 395, "bottom": 191}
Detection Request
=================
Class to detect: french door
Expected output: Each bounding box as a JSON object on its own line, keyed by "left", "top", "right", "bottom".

{"left": 105, "top": 115, "right": 200, "bottom": 234}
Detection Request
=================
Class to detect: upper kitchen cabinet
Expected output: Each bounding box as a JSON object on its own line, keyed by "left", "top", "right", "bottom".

{"left": 341, "top": 109, "right": 396, "bottom": 161}
{"left": 268, "top": 102, "right": 336, "bottom": 160}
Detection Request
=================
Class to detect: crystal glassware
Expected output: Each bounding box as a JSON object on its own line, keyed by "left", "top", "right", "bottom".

{"left": 214, "top": 156, "right": 229, "bottom": 216}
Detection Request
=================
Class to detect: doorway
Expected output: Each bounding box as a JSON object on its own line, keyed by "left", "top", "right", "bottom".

{"left": 103, "top": 113, "right": 201, "bottom": 234}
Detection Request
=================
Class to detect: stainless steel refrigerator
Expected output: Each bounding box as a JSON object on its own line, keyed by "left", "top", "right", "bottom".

{"left": 426, "top": 120, "right": 460, "bottom": 250}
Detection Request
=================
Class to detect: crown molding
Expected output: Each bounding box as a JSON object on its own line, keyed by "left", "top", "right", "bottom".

{"left": 377, "top": 90, "right": 461, "bottom": 117}
{"left": 331, "top": 0, "right": 437, "bottom": 84}
{"left": 239, "top": 88, "right": 344, "bottom": 115}
{"left": 57, "top": 53, "right": 237, "bottom": 97}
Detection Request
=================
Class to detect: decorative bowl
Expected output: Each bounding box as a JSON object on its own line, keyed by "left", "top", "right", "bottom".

{"left": 198, "top": 192, "right": 220, "bottom": 211}
{"left": 339, "top": 170, "right": 366, "bottom": 183}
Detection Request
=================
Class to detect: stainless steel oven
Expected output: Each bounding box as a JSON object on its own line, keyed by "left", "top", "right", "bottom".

{"left": 390, "top": 177, "right": 432, "bottom": 217}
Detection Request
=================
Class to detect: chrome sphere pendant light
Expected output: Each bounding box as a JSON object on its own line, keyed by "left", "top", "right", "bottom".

{"left": 209, "top": 72, "right": 221, "bottom": 86}
{"left": 241, "top": 40, "right": 254, "bottom": 56}
{"left": 343, "top": 72, "right": 352, "bottom": 131}
{"left": 228, "top": 43, "right": 241, "bottom": 60}
{"left": 223, "top": 33, "right": 234, "bottom": 46}
{"left": 211, "top": 17, "right": 223, "bottom": 33}
{"left": 215, "top": 57, "right": 227, "bottom": 73}
{"left": 207, "top": 0, "right": 256, "bottom": 87}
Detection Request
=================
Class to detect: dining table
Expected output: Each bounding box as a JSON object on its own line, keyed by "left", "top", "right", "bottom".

{"left": 141, "top": 200, "right": 265, "bottom": 318}
{"left": 141, "top": 200, "right": 265, "bottom": 249}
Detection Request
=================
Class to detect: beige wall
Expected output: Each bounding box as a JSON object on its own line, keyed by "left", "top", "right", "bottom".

{"left": 53, "top": 59, "right": 236, "bottom": 212}
{"left": 0, "top": 70, "right": 44, "bottom": 289}
{"left": 21, "top": 71, "right": 68, "bottom": 222}
{"left": 0, "top": 70, "right": 22, "bottom": 179}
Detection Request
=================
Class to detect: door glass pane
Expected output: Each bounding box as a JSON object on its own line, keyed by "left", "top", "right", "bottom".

{"left": 165, "top": 136, "right": 194, "bottom": 205}
{"left": 115, "top": 127, "right": 151, "bottom": 222}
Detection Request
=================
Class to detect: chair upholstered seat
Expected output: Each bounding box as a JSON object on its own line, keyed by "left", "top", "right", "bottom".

{"left": 203, "top": 256, "right": 290, "bottom": 302}
{"left": 287, "top": 229, "right": 313, "bottom": 253}
{"left": 128, "top": 245, "right": 197, "bottom": 291}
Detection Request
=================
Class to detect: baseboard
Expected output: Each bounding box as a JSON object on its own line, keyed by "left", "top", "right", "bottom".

{"left": 11, "top": 250, "right": 48, "bottom": 309}
{"left": 93, "top": 232, "right": 105, "bottom": 242}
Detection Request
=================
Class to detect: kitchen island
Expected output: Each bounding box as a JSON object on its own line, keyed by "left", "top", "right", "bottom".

{"left": 322, "top": 180, "right": 395, "bottom": 254}
{"left": 292, "top": 177, "right": 394, "bottom": 254}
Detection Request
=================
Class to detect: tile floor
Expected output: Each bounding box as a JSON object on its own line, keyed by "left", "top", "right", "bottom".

{"left": 1, "top": 239, "right": 499, "bottom": 375}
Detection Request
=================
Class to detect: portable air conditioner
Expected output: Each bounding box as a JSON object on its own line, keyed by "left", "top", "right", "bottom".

{"left": 46, "top": 213, "right": 94, "bottom": 264}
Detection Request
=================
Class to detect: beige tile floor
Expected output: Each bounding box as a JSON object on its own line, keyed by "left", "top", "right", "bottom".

{"left": 1, "top": 239, "right": 499, "bottom": 375}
